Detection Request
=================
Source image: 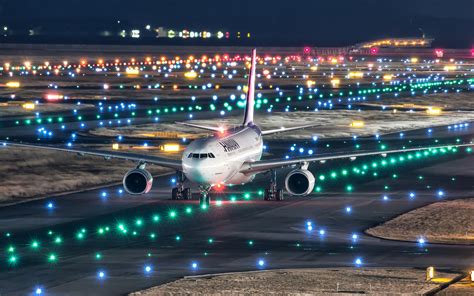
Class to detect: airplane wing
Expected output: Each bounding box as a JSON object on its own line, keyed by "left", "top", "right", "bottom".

{"left": 240, "top": 143, "right": 472, "bottom": 174}
{"left": 261, "top": 123, "right": 321, "bottom": 135}
{"left": 1, "top": 141, "right": 182, "bottom": 170}
{"left": 177, "top": 121, "right": 319, "bottom": 136}
{"left": 175, "top": 122, "right": 223, "bottom": 133}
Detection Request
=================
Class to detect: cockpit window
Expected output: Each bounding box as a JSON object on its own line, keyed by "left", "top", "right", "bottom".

{"left": 189, "top": 153, "right": 215, "bottom": 159}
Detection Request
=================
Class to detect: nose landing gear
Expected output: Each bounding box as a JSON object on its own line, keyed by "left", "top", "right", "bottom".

{"left": 171, "top": 171, "right": 192, "bottom": 200}
{"left": 199, "top": 185, "right": 211, "bottom": 208}
{"left": 264, "top": 170, "right": 284, "bottom": 201}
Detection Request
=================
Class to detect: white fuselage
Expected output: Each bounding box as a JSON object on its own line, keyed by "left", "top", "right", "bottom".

{"left": 182, "top": 125, "right": 263, "bottom": 186}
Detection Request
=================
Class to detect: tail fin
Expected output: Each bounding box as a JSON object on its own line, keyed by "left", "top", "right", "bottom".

{"left": 243, "top": 48, "right": 257, "bottom": 126}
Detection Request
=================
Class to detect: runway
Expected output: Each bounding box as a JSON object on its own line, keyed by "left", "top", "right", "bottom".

{"left": 0, "top": 48, "right": 473, "bottom": 295}
{"left": 1, "top": 119, "right": 474, "bottom": 295}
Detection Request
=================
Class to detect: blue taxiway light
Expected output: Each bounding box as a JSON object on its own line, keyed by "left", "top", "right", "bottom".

{"left": 354, "top": 258, "right": 362, "bottom": 266}
{"left": 97, "top": 270, "right": 106, "bottom": 279}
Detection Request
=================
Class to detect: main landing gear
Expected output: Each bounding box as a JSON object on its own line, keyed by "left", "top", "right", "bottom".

{"left": 171, "top": 171, "right": 192, "bottom": 200}
{"left": 199, "top": 185, "right": 211, "bottom": 208}
{"left": 264, "top": 170, "right": 284, "bottom": 201}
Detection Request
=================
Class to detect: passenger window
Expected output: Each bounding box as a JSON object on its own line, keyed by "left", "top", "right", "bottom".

{"left": 209, "top": 153, "right": 215, "bottom": 158}
{"left": 193, "top": 154, "right": 199, "bottom": 158}
{"left": 200, "top": 154, "right": 208, "bottom": 159}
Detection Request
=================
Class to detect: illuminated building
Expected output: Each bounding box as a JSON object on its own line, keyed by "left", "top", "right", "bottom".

{"left": 357, "top": 38, "right": 434, "bottom": 48}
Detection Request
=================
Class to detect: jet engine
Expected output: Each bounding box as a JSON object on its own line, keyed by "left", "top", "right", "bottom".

{"left": 123, "top": 168, "right": 153, "bottom": 195}
{"left": 284, "top": 169, "right": 315, "bottom": 196}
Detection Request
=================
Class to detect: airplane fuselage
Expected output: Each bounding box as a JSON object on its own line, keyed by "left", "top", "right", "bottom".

{"left": 182, "top": 125, "right": 263, "bottom": 186}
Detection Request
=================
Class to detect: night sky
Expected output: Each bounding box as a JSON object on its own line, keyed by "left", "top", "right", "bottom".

{"left": 1, "top": 0, "right": 473, "bottom": 47}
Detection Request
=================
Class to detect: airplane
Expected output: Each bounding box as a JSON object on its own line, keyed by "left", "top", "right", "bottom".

{"left": 1, "top": 49, "right": 472, "bottom": 207}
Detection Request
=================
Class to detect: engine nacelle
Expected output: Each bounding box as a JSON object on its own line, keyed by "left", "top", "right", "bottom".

{"left": 285, "top": 169, "right": 315, "bottom": 196}
{"left": 123, "top": 168, "right": 153, "bottom": 195}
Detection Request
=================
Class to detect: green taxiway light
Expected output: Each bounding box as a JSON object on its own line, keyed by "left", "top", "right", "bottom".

{"left": 185, "top": 207, "right": 192, "bottom": 214}
{"left": 31, "top": 240, "right": 39, "bottom": 249}
{"left": 208, "top": 238, "right": 214, "bottom": 244}
{"left": 152, "top": 215, "right": 160, "bottom": 222}
{"left": 248, "top": 240, "right": 254, "bottom": 246}
{"left": 8, "top": 255, "right": 17, "bottom": 264}
{"left": 48, "top": 253, "right": 57, "bottom": 262}
{"left": 169, "top": 211, "right": 177, "bottom": 218}
{"left": 95, "top": 253, "right": 102, "bottom": 260}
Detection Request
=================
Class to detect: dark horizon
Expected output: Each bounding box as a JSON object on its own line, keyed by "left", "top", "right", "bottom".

{"left": 0, "top": 0, "right": 473, "bottom": 47}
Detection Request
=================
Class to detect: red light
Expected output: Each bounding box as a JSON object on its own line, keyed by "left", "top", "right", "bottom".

{"left": 214, "top": 183, "right": 225, "bottom": 192}
{"left": 303, "top": 47, "right": 311, "bottom": 54}
{"left": 435, "top": 49, "right": 444, "bottom": 58}
{"left": 370, "top": 47, "right": 379, "bottom": 55}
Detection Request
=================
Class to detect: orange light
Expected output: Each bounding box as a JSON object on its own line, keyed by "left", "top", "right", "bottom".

{"left": 348, "top": 72, "right": 364, "bottom": 79}
{"left": 330, "top": 78, "right": 340, "bottom": 87}
{"left": 350, "top": 121, "right": 365, "bottom": 128}
{"left": 45, "top": 94, "right": 63, "bottom": 101}
{"left": 162, "top": 144, "right": 180, "bottom": 152}
{"left": 22, "top": 102, "right": 35, "bottom": 110}
{"left": 218, "top": 126, "right": 226, "bottom": 135}
{"left": 443, "top": 65, "right": 456, "bottom": 71}
{"left": 126, "top": 67, "right": 140, "bottom": 75}
{"left": 6, "top": 81, "right": 20, "bottom": 88}
{"left": 184, "top": 71, "right": 197, "bottom": 79}
{"left": 426, "top": 107, "right": 442, "bottom": 115}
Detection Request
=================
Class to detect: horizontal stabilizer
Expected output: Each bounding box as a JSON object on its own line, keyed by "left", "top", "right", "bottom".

{"left": 175, "top": 122, "right": 224, "bottom": 133}
{"left": 261, "top": 123, "right": 320, "bottom": 135}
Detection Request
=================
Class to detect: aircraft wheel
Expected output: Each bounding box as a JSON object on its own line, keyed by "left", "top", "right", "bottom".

{"left": 275, "top": 189, "right": 284, "bottom": 201}
{"left": 183, "top": 188, "right": 192, "bottom": 200}
{"left": 171, "top": 188, "right": 179, "bottom": 200}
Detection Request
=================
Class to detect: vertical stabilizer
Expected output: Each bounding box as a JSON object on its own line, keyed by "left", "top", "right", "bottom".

{"left": 243, "top": 48, "right": 256, "bottom": 126}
